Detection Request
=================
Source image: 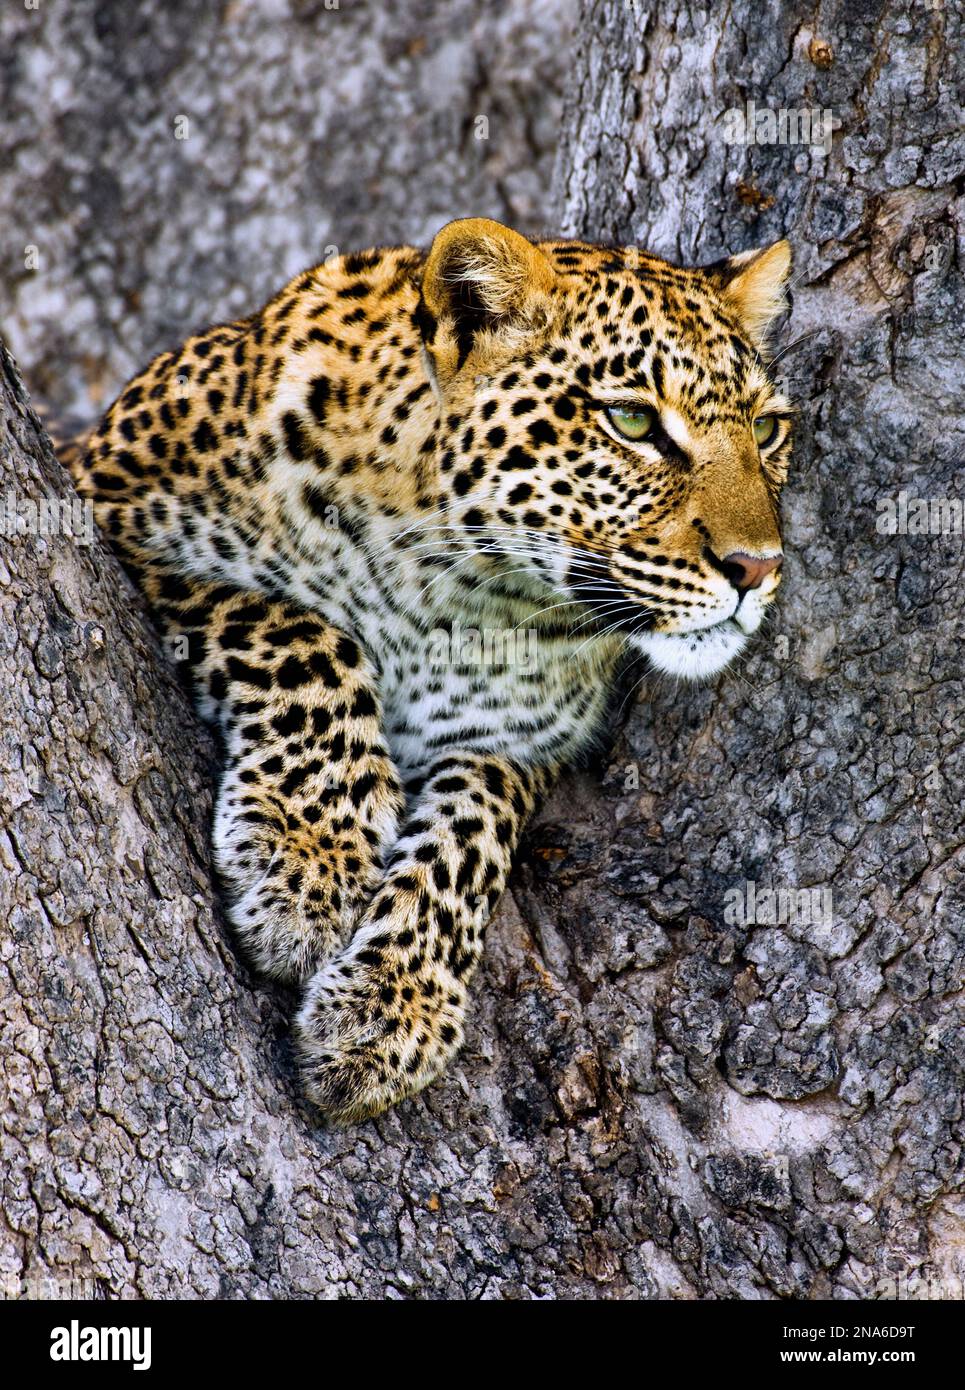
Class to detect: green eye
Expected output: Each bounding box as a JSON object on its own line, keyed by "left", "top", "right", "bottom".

{"left": 753, "top": 415, "right": 778, "bottom": 447}
{"left": 607, "top": 405, "right": 655, "bottom": 440}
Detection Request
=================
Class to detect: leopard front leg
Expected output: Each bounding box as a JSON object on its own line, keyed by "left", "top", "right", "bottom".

{"left": 144, "top": 574, "right": 405, "bottom": 985}
{"left": 295, "top": 753, "right": 555, "bottom": 1122}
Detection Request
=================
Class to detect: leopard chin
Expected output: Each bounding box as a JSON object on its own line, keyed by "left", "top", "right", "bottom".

{"left": 635, "top": 619, "right": 750, "bottom": 680}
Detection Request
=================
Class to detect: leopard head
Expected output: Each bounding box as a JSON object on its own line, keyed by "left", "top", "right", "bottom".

{"left": 418, "top": 217, "right": 793, "bottom": 679}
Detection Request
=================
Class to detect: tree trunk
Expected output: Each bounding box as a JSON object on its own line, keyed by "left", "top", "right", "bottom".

{"left": 543, "top": 0, "right": 965, "bottom": 1297}
{"left": 2, "top": 0, "right": 964, "bottom": 1301}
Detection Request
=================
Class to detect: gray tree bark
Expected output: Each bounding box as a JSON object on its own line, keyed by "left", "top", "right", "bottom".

{"left": 2, "top": 0, "right": 964, "bottom": 1301}
{"left": 545, "top": 0, "right": 965, "bottom": 1297}
{"left": 0, "top": 0, "right": 576, "bottom": 423}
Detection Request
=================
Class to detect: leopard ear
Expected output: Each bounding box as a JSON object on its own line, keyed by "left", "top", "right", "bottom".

{"left": 418, "top": 218, "right": 556, "bottom": 387}
{"left": 707, "top": 240, "right": 791, "bottom": 348}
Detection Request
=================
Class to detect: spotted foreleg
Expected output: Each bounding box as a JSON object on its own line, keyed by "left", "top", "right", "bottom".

{"left": 295, "top": 752, "right": 555, "bottom": 1121}
{"left": 138, "top": 571, "right": 405, "bottom": 984}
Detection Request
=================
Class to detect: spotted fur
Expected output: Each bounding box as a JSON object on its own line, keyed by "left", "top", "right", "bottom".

{"left": 67, "top": 218, "right": 793, "bottom": 1122}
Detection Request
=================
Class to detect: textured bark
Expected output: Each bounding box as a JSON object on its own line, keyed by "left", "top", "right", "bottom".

{"left": 0, "top": 0, "right": 575, "bottom": 422}
{"left": 2, "top": 0, "right": 964, "bottom": 1301}
{"left": 544, "top": 0, "right": 965, "bottom": 1296}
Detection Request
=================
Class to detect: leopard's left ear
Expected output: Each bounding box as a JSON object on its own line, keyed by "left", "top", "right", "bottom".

{"left": 418, "top": 218, "right": 556, "bottom": 390}
{"left": 706, "top": 240, "right": 792, "bottom": 348}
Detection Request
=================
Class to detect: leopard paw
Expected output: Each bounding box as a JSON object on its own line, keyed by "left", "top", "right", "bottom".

{"left": 294, "top": 951, "right": 465, "bottom": 1122}
{"left": 213, "top": 826, "right": 368, "bottom": 985}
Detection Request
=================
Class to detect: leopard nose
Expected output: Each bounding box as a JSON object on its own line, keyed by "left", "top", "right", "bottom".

{"left": 720, "top": 550, "right": 783, "bottom": 592}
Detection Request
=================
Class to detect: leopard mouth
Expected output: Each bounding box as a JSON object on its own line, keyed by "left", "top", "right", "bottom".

{"left": 566, "top": 564, "right": 770, "bottom": 671}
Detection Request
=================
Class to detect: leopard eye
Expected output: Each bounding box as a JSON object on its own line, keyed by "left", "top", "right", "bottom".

{"left": 753, "top": 415, "right": 778, "bottom": 447}
{"left": 607, "top": 405, "right": 655, "bottom": 441}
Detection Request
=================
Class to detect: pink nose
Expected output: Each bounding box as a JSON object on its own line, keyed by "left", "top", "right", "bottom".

{"left": 720, "top": 551, "right": 783, "bottom": 592}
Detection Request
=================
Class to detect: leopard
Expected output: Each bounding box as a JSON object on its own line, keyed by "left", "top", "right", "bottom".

{"left": 64, "top": 217, "right": 793, "bottom": 1123}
